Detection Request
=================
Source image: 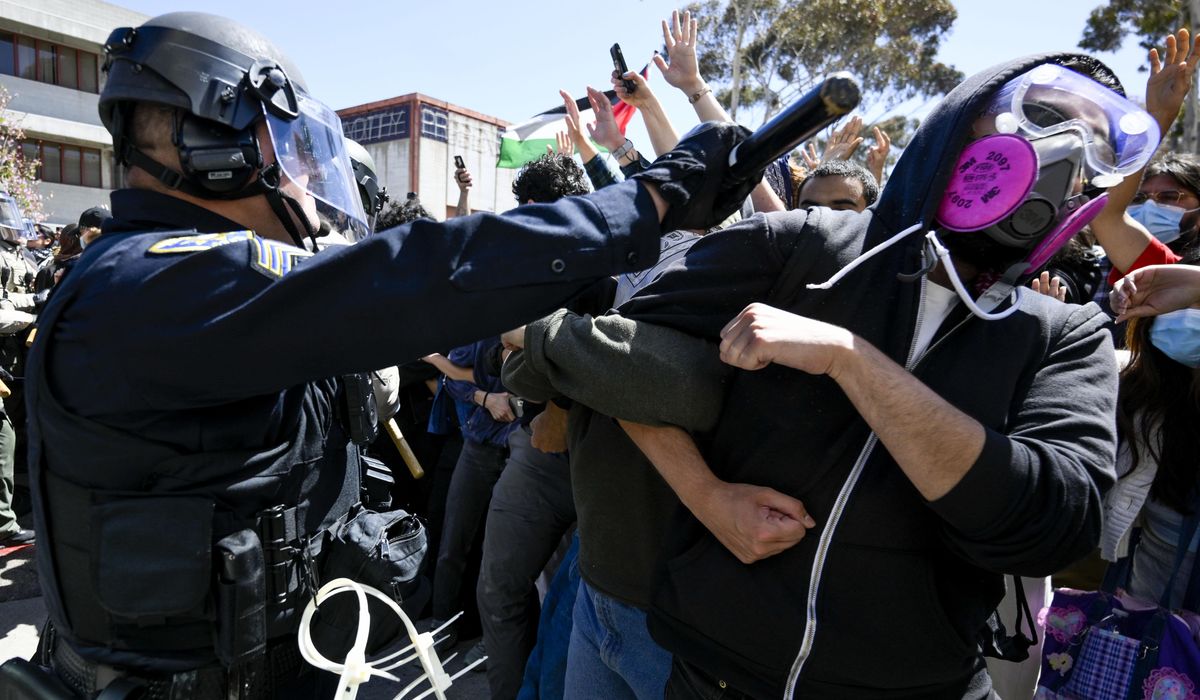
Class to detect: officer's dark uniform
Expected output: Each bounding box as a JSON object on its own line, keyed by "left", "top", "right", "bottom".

{"left": 26, "top": 179, "right": 661, "bottom": 696}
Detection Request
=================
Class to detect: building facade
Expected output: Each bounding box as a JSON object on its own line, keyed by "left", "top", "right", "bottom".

{"left": 0, "top": 0, "right": 148, "bottom": 225}
{"left": 338, "top": 94, "right": 517, "bottom": 219}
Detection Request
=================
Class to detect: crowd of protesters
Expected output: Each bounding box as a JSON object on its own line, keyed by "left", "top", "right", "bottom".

{"left": 10, "top": 5, "right": 1200, "bottom": 700}
{"left": 345, "top": 14, "right": 1200, "bottom": 700}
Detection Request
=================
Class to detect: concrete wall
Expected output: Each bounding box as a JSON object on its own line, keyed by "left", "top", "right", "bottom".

{"left": 38, "top": 181, "right": 109, "bottom": 226}
{"left": 0, "top": 0, "right": 147, "bottom": 46}
{"left": 0, "top": 75, "right": 104, "bottom": 130}
{"left": 419, "top": 113, "right": 515, "bottom": 216}
{"left": 364, "top": 138, "right": 411, "bottom": 204}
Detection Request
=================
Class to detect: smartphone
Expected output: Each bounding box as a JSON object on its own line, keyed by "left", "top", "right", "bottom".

{"left": 454, "top": 155, "right": 465, "bottom": 170}
{"left": 610, "top": 43, "right": 636, "bottom": 94}
{"left": 508, "top": 395, "right": 525, "bottom": 419}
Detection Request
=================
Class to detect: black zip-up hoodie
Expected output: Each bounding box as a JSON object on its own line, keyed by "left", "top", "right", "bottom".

{"left": 616, "top": 54, "right": 1121, "bottom": 699}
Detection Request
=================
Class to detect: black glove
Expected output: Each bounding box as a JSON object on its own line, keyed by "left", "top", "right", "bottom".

{"left": 631, "top": 121, "right": 761, "bottom": 232}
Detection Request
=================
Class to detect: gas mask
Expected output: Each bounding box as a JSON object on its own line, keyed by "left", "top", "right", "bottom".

{"left": 808, "top": 63, "right": 1160, "bottom": 321}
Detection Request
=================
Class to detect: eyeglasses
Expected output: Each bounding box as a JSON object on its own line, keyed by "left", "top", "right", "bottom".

{"left": 1132, "top": 190, "right": 1198, "bottom": 205}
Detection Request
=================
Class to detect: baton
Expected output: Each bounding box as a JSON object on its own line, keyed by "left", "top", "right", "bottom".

{"left": 728, "top": 72, "right": 861, "bottom": 181}
{"left": 384, "top": 418, "right": 425, "bottom": 480}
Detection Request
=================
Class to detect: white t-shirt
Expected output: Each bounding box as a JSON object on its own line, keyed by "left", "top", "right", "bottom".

{"left": 911, "top": 281, "right": 959, "bottom": 360}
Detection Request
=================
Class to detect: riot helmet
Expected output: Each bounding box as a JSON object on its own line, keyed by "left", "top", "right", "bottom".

{"left": 0, "top": 193, "right": 25, "bottom": 243}
{"left": 343, "top": 137, "right": 389, "bottom": 235}
{"left": 99, "top": 12, "right": 367, "bottom": 246}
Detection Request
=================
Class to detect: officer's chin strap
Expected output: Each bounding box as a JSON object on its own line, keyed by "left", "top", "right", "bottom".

{"left": 125, "top": 146, "right": 318, "bottom": 249}
{"left": 297, "top": 578, "right": 484, "bottom": 700}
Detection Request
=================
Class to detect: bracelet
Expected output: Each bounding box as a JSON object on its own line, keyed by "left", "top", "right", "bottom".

{"left": 612, "top": 139, "right": 636, "bottom": 162}
{"left": 481, "top": 391, "right": 489, "bottom": 407}
{"left": 688, "top": 85, "right": 712, "bottom": 104}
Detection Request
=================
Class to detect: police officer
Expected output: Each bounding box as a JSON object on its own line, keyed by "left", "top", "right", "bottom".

{"left": 0, "top": 208, "right": 36, "bottom": 547}
{"left": 23, "top": 11, "right": 755, "bottom": 699}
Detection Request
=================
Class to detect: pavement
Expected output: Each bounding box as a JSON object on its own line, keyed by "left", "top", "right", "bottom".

{"left": 0, "top": 544, "right": 491, "bottom": 699}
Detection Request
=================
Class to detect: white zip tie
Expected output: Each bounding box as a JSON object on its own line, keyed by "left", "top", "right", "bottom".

{"left": 297, "top": 578, "right": 487, "bottom": 700}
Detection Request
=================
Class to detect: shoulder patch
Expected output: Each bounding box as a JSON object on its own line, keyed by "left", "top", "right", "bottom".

{"left": 249, "top": 235, "right": 312, "bottom": 279}
{"left": 147, "top": 230, "right": 254, "bottom": 254}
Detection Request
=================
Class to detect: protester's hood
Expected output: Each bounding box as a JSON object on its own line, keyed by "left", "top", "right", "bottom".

{"left": 871, "top": 53, "right": 1123, "bottom": 244}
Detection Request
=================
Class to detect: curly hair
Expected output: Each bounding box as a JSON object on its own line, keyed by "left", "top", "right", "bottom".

{"left": 513, "top": 154, "right": 590, "bottom": 204}
{"left": 375, "top": 194, "right": 434, "bottom": 230}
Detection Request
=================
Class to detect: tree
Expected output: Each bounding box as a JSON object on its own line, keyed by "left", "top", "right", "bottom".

{"left": 686, "top": 0, "right": 964, "bottom": 123}
{"left": 0, "top": 86, "right": 44, "bottom": 223}
{"left": 1080, "top": 0, "right": 1199, "bottom": 151}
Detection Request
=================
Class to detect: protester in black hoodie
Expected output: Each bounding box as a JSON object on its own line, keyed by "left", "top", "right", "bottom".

{"left": 505, "top": 53, "right": 1155, "bottom": 698}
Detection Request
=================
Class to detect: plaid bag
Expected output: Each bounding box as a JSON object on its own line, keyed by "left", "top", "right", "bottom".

{"left": 1036, "top": 513, "right": 1200, "bottom": 700}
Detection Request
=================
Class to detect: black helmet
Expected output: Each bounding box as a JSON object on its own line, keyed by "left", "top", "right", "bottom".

{"left": 100, "top": 12, "right": 367, "bottom": 245}
{"left": 343, "top": 138, "right": 388, "bottom": 235}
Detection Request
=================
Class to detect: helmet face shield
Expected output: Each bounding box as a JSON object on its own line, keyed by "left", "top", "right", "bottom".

{"left": 980, "top": 63, "right": 1160, "bottom": 188}
{"left": 265, "top": 92, "right": 368, "bottom": 239}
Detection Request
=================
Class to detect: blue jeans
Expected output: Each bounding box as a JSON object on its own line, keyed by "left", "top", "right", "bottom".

{"left": 563, "top": 580, "right": 672, "bottom": 700}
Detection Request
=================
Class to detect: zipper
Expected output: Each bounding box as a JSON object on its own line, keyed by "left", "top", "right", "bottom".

{"left": 786, "top": 276, "right": 970, "bottom": 698}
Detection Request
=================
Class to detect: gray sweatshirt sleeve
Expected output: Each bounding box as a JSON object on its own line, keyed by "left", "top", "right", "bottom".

{"left": 502, "top": 308, "right": 728, "bottom": 432}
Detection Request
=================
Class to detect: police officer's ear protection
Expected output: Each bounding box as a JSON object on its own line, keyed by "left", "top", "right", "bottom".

{"left": 173, "top": 112, "right": 264, "bottom": 196}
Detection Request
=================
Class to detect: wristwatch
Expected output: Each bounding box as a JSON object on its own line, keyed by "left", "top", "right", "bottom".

{"left": 612, "top": 139, "right": 636, "bottom": 162}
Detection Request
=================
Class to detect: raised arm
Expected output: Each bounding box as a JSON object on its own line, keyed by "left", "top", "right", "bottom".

{"left": 1090, "top": 28, "right": 1199, "bottom": 273}
{"left": 654, "top": 9, "right": 785, "bottom": 213}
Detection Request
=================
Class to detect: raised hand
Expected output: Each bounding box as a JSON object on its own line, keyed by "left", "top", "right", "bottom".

{"left": 822, "top": 115, "right": 864, "bottom": 162}
{"left": 585, "top": 86, "right": 624, "bottom": 152}
{"left": 610, "top": 69, "right": 657, "bottom": 110}
{"left": 800, "top": 142, "right": 821, "bottom": 171}
{"left": 560, "top": 89, "right": 598, "bottom": 161}
{"left": 1147, "top": 28, "right": 1200, "bottom": 131}
{"left": 654, "top": 9, "right": 704, "bottom": 95}
{"left": 866, "top": 125, "right": 891, "bottom": 184}
{"left": 1030, "top": 270, "right": 1066, "bottom": 302}
{"left": 548, "top": 131, "right": 572, "bottom": 156}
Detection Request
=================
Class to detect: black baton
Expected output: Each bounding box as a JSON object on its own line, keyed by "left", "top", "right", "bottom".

{"left": 728, "top": 72, "right": 862, "bottom": 180}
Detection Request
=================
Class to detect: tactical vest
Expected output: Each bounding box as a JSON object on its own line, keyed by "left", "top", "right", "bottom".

{"left": 26, "top": 234, "right": 361, "bottom": 671}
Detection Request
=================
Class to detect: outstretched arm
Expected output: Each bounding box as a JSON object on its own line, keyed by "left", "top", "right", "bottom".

{"left": 1112, "top": 263, "right": 1200, "bottom": 320}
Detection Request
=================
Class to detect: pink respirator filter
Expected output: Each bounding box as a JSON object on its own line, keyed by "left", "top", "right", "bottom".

{"left": 937, "top": 134, "right": 1039, "bottom": 231}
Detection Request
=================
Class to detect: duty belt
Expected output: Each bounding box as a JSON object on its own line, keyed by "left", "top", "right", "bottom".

{"left": 49, "top": 627, "right": 308, "bottom": 700}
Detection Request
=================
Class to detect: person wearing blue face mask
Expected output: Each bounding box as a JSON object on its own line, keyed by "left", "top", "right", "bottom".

{"left": 1102, "top": 252, "right": 1200, "bottom": 611}
{"left": 1127, "top": 154, "right": 1200, "bottom": 249}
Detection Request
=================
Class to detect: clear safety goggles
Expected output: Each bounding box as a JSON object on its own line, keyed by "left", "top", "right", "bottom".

{"left": 265, "top": 92, "right": 369, "bottom": 238}
{"left": 977, "top": 63, "right": 1160, "bottom": 188}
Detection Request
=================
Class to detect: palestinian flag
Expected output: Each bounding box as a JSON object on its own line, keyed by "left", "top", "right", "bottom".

{"left": 497, "top": 68, "right": 648, "bottom": 169}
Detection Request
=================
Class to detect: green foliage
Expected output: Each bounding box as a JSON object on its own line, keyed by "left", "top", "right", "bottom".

{"left": 1080, "top": 0, "right": 1186, "bottom": 56}
{"left": 685, "top": 0, "right": 964, "bottom": 122}
{"left": 0, "top": 86, "right": 44, "bottom": 223}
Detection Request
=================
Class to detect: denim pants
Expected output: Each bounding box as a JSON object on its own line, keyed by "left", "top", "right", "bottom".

{"left": 563, "top": 580, "right": 671, "bottom": 700}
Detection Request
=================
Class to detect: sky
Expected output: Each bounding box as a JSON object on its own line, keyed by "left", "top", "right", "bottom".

{"left": 115, "top": 0, "right": 1159, "bottom": 161}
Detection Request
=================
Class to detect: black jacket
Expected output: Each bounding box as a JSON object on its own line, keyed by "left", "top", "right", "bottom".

{"left": 538, "top": 54, "right": 1120, "bottom": 698}
{"left": 26, "top": 182, "right": 663, "bottom": 671}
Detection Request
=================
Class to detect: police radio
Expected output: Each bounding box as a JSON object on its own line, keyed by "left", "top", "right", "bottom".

{"left": 340, "top": 373, "right": 379, "bottom": 445}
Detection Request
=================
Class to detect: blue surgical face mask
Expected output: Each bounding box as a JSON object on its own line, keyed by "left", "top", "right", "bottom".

{"left": 1128, "top": 201, "right": 1186, "bottom": 244}
{"left": 1150, "top": 308, "right": 1200, "bottom": 368}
